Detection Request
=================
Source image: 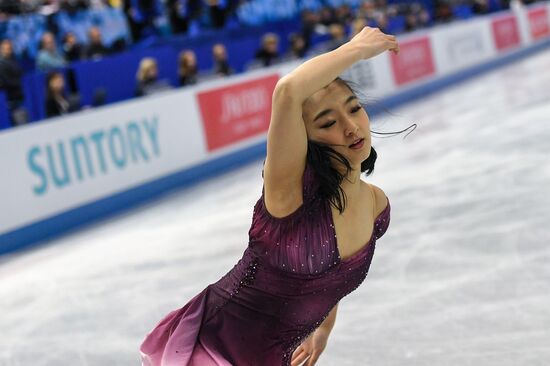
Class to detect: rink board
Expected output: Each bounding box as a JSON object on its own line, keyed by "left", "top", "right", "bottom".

{"left": 1, "top": 3, "right": 550, "bottom": 254}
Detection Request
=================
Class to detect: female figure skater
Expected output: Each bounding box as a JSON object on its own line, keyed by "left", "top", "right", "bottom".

{"left": 140, "top": 26, "right": 399, "bottom": 366}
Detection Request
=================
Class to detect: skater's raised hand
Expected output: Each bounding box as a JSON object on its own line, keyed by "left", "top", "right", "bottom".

{"left": 348, "top": 26, "right": 400, "bottom": 60}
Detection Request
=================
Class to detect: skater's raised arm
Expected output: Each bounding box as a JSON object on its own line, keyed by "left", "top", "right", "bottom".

{"left": 263, "top": 27, "right": 399, "bottom": 217}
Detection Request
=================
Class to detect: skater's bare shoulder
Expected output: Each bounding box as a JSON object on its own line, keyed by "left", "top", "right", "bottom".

{"left": 366, "top": 182, "right": 389, "bottom": 216}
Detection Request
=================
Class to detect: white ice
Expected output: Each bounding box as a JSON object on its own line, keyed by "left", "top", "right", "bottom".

{"left": 1, "top": 48, "right": 550, "bottom": 366}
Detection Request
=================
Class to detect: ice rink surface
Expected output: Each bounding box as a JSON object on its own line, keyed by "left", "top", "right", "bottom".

{"left": 1, "top": 48, "right": 550, "bottom": 366}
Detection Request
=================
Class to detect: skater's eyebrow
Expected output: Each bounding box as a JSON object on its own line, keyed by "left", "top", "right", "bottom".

{"left": 313, "top": 95, "right": 357, "bottom": 122}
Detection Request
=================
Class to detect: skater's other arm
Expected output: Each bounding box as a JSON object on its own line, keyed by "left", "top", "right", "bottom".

{"left": 290, "top": 302, "right": 339, "bottom": 366}
{"left": 318, "top": 302, "right": 338, "bottom": 334}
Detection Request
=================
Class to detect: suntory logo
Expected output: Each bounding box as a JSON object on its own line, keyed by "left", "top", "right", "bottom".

{"left": 27, "top": 117, "right": 160, "bottom": 195}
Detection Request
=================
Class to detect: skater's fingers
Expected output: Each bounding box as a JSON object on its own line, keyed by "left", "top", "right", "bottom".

{"left": 291, "top": 349, "right": 310, "bottom": 366}
{"left": 305, "top": 350, "right": 320, "bottom": 365}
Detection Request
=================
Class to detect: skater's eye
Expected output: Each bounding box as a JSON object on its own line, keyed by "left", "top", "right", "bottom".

{"left": 321, "top": 120, "right": 336, "bottom": 129}
{"left": 350, "top": 105, "right": 361, "bottom": 113}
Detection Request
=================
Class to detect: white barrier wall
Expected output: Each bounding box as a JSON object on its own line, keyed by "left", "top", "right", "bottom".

{"left": 1, "top": 3, "right": 549, "bottom": 246}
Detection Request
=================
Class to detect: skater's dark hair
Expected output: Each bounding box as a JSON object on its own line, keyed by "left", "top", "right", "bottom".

{"left": 306, "top": 119, "right": 416, "bottom": 214}
{"left": 306, "top": 142, "right": 376, "bottom": 214}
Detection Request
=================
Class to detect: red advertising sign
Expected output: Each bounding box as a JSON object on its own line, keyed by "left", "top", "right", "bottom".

{"left": 390, "top": 37, "right": 435, "bottom": 86}
{"left": 197, "top": 74, "right": 279, "bottom": 151}
{"left": 491, "top": 15, "right": 521, "bottom": 51}
{"left": 528, "top": 7, "right": 550, "bottom": 40}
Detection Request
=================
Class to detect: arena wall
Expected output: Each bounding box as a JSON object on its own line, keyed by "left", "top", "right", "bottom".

{"left": 1, "top": 3, "right": 549, "bottom": 254}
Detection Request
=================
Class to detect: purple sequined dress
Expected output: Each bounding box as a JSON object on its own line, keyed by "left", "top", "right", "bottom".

{"left": 140, "top": 164, "right": 391, "bottom": 366}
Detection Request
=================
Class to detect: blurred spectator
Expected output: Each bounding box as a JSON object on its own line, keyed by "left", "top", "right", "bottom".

{"left": 414, "top": 3, "right": 431, "bottom": 28}
{"left": 375, "top": 13, "right": 389, "bottom": 32}
{"left": 36, "top": 32, "right": 67, "bottom": 71}
{"left": 45, "top": 71, "right": 79, "bottom": 117}
{"left": 167, "top": 0, "right": 190, "bottom": 34}
{"left": 211, "top": 43, "right": 233, "bottom": 76}
{"left": 60, "top": 0, "right": 90, "bottom": 14}
{"left": 135, "top": 57, "right": 172, "bottom": 96}
{"left": 283, "top": 33, "right": 307, "bottom": 60}
{"left": 0, "top": 39, "right": 24, "bottom": 122}
{"left": 472, "top": 0, "right": 490, "bottom": 14}
{"left": 85, "top": 26, "right": 109, "bottom": 59}
{"left": 334, "top": 4, "right": 354, "bottom": 27}
{"left": 318, "top": 6, "right": 336, "bottom": 27}
{"left": 110, "top": 37, "right": 128, "bottom": 54}
{"left": 124, "top": 0, "right": 163, "bottom": 41}
{"left": 357, "top": 0, "right": 380, "bottom": 23}
{"left": 350, "top": 18, "right": 366, "bottom": 37}
{"left": 300, "top": 10, "right": 319, "bottom": 51}
{"left": 0, "top": 0, "right": 22, "bottom": 17}
{"left": 434, "top": 0, "right": 454, "bottom": 22}
{"left": 314, "top": 23, "right": 347, "bottom": 53}
{"left": 206, "top": 0, "right": 227, "bottom": 29}
{"left": 62, "top": 32, "right": 84, "bottom": 62}
{"left": 178, "top": 50, "right": 199, "bottom": 86}
{"left": 324, "top": 23, "right": 347, "bottom": 52}
{"left": 254, "top": 33, "right": 280, "bottom": 67}
{"left": 405, "top": 13, "right": 419, "bottom": 32}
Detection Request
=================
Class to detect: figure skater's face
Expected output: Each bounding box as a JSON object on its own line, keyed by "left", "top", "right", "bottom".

{"left": 302, "top": 79, "right": 372, "bottom": 168}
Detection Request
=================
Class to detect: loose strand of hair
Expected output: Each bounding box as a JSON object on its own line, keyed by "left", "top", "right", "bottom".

{"left": 371, "top": 123, "right": 417, "bottom": 139}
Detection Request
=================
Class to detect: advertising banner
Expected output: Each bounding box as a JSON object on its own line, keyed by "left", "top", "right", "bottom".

{"left": 390, "top": 37, "right": 436, "bottom": 86}
{"left": 197, "top": 74, "right": 279, "bottom": 151}
{"left": 492, "top": 15, "right": 522, "bottom": 51}
{"left": 340, "top": 55, "right": 396, "bottom": 98}
{"left": 527, "top": 7, "right": 550, "bottom": 40}
{"left": 432, "top": 20, "right": 494, "bottom": 74}
{"left": 0, "top": 90, "right": 205, "bottom": 234}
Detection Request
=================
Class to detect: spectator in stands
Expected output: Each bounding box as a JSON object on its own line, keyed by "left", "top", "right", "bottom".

{"left": 375, "top": 12, "right": 389, "bottom": 32}
{"left": 36, "top": 32, "right": 67, "bottom": 71}
{"left": 300, "top": 10, "right": 319, "bottom": 51}
{"left": 60, "top": 0, "right": 90, "bottom": 14}
{"left": 283, "top": 33, "right": 307, "bottom": 61}
{"left": 0, "top": 39, "right": 24, "bottom": 123}
{"left": 418, "top": 5, "right": 431, "bottom": 28}
{"left": 405, "top": 12, "right": 419, "bottom": 32}
{"left": 62, "top": 32, "right": 84, "bottom": 62}
{"left": 254, "top": 33, "right": 280, "bottom": 67}
{"left": 178, "top": 50, "right": 199, "bottom": 86}
{"left": 85, "top": 26, "right": 109, "bottom": 59}
{"left": 357, "top": 0, "right": 384, "bottom": 24}
{"left": 334, "top": 4, "right": 354, "bottom": 27}
{"left": 45, "top": 71, "right": 78, "bottom": 117}
{"left": 351, "top": 18, "right": 367, "bottom": 37}
{"left": 167, "top": 0, "right": 190, "bottom": 34}
{"left": 135, "top": 57, "right": 173, "bottom": 96}
{"left": 331, "top": 23, "right": 348, "bottom": 49}
{"left": 0, "top": 0, "right": 21, "bottom": 17}
{"left": 206, "top": 0, "right": 227, "bottom": 29}
{"left": 124, "top": 0, "right": 163, "bottom": 41}
{"left": 318, "top": 6, "right": 337, "bottom": 27}
{"left": 322, "top": 23, "right": 348, "bottom": 52}
{"left": 434, "top": 0, "right": 454, "bottom": 22}
{"left": 472, "top": 0, "right": 490, "bottom": 14}
{"left": 211, "top": 43, "right": 233, "bottom": 76}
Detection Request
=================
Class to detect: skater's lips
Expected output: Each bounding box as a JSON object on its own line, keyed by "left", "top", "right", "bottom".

{"left": 349, "top": 138, "right": 364, "bottom": 148}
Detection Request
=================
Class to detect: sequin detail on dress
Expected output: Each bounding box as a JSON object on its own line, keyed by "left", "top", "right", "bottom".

{"left": 139, "top": 163, "right": 391, "bottom": 366}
